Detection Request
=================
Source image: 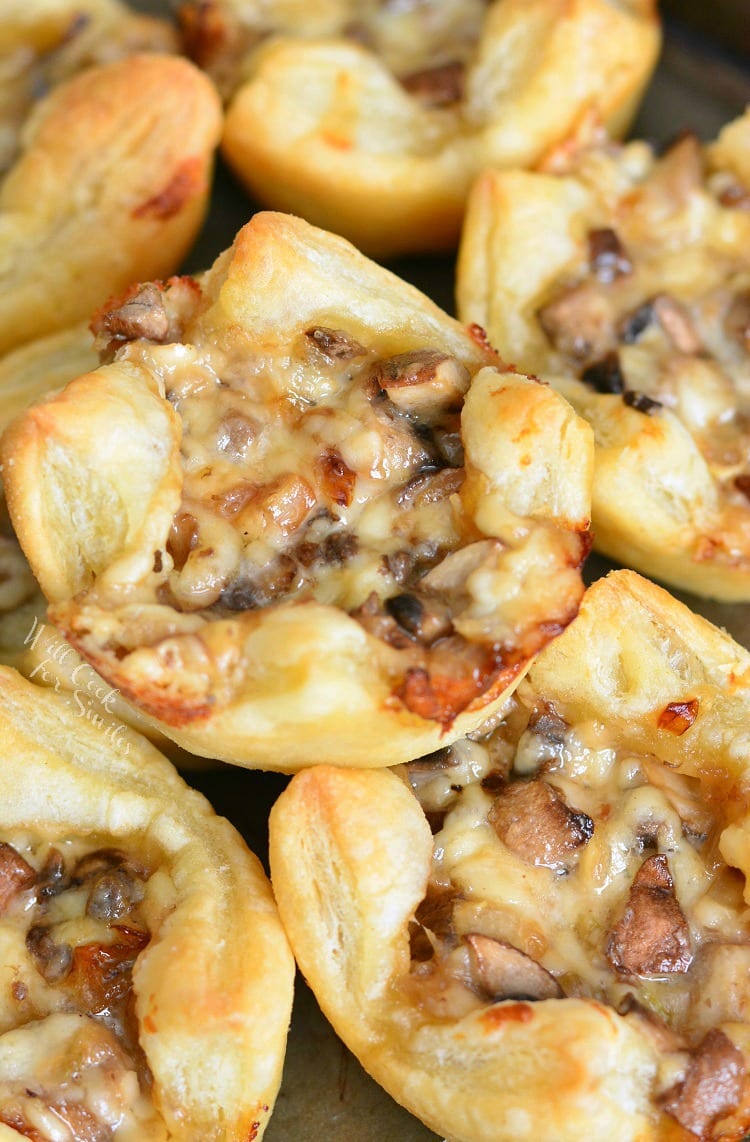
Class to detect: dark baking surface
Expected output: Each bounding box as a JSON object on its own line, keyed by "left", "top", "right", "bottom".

{"left": 140, "top": 5, "right": 750, "bottom": 1138}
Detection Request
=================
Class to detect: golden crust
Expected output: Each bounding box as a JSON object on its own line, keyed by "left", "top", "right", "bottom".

{"left": 269, "top": 569, "right": 750, "bottom": 1142}
{"left": 0, "top": 51, "right": 221, "bottom": 357}
{"left": 193, "top": 0, "right": 661, "bottom": 257}
{"left": 456, "top": 111, "right": 750, "bottom": 601}
{"left": 0, "top": 664, "right": 294, "bottom": 1140}
{"left": 1, "top": 212, "right": 593, "bottom": 770}
{"left": 0, "top": 0, "right": 177, "bottom": 174}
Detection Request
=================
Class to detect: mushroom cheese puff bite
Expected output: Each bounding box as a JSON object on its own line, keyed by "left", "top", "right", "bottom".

{"left": 0, "top": 665, "right": 295, "bottom": 1141}
{"left": 0, "top": 0, "right": 177, "bottom": 173}
{"left": 1, "top": 212, "right": 593, "bottom": 771}
{"left": 0, "top": 51, "right": 222, "bottom": 357}
{"left": 270, "top": 568, "right": 750, "bottom": 1142}
{"left": 457, "top": 110, "right": 750, "bottom": 602}
{"left": 179, "top": 0, "right": 660, "bottom": 257}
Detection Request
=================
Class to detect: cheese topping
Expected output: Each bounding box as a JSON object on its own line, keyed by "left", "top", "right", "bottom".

{"left": 88, "top": 276, "right": 586, "bottom": 728}
{"left": 399, "top": 682, "right": 750, "bottom": 1137}
{"left": 0, "top": 834, "right": 165, "bottom": 1140}
{"left": 536, "top": 130, "right": 750, "bottom": 554}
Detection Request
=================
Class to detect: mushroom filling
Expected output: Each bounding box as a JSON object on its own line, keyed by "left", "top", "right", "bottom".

{"left": 0, "top": 834, "right": 164, "bottom": 1140}
{"left": 537, "top": 131, "right": 750, "bottom": 500}
{"left": 398, "top": 682, "right": 750, "bottom": 1137}
{"left": 91, "top": 278, "right": 586, "bottom": 726}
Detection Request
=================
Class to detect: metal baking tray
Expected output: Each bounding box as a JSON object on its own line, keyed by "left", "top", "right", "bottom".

{"left": 82, "top": 6, "right": 750, "bottom": 1138}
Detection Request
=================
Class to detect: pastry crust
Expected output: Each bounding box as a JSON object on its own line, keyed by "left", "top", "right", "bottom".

{"left": 456, "top": 111, "right": 750, "bottom": 601}
{"left": 269, "top": 569, "right": 750, "bottom": 1142}
{"left": 0, "top": 664, "right": 294, "bottom": 1140}
{"left": 1, "top": 211, "right": 593, "bottom": 770}
{"left": 0, "top": 0, "right": 177, "bottom": 174}
{"left": 182, "top": 0, "right": 660, "bottom": 257}
{"left": 0, "top": 51, "right": 221, "bottom": 356}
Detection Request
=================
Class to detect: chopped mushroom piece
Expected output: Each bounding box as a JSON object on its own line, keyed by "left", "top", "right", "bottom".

{"left": 369, "top": 350, "right": 470, "bottom": 423}
{"left": 465, "top": 933, "right": 562, "bottom": 1001}
{"left": 91, "top": 282, "right": 170, "bottom": 344}
{"left": 661, "top": 1028, "right": 745, "bottom": 1137}
{"left": 652, "top": 294, "right": 702, "bottom": 354}
{"left": 487, "top": 779, "right": 594, "bottom": 870}
{"left": 587, "top": 228, "right": 632, "bottom": 284}
{"left": 607, "top": 854, "right": 693, "bottom": 977}
{"left": 0, "top": 843, "right": 35, "bottom": 912}
{"left": 538, "top": 283, "right": 616, "bottom": 364}
{"left": 400, "top": 61, "right": 465, "bottom": 106}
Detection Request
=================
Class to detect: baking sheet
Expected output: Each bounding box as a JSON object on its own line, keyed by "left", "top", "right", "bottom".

{"left": 73, "top": 6, "right": 750, "bottom": 1138}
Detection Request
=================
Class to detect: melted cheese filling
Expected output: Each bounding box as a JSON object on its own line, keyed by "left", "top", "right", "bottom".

{"left": 0, "top": 833, "right": 165, "bottom": 1141}
{"left": 119, "top": 323, "right": 469, "bottom": 620}
{"left": 400, "top": 682, "right": 750, "bottom": 1099}
{"left": 539, "top": 135, "right": 750, "bottom": 545}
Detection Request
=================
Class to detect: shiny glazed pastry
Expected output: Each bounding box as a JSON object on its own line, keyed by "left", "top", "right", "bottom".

{"left": 0, "top": 0, "right": 177, "bottom": 174}
{"left": 1, "top": 212, "right": 593, "bottom": 770}
{"left": 457, "top": 111, "right": 750, "bottom": 601}
{"left": 0, "top": 665, "right": 295, "bottom": 1140}
{"left": 0, "top": 51, "right": 221, "bottom": 356}
{"left": 179, "top": 0, "right": 660, "bottom": 257}
{"left": 269, "top": 569, "right": 750, "bottom": 1142}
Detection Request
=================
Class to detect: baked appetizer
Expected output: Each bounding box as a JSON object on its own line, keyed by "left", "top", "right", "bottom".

{"left": 1, "top": 211, "right": 593, "bottom": 770}
{"left": 269, "top": 568, "right": 750, "bottom": 1142}
{"left": 1, "top": 0, "right": 177, "bottom": 175}
{"left": 0, "top": 664, "right": 294, "bottom": 1140}
{"left": 457, "top": 110, "right": 750, "bottom": 601}
{"left": 179, "top": 0, "right": 660, "bottom": 257}
{"left": 0, "top": 51, "right": 221, "bottom": 356}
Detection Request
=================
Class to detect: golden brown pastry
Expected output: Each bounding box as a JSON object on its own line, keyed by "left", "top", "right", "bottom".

{"left": 1, "top": 211, "right": 593, "bottom": 770}
{"left": 269, "top": 568, "right": 750, "bottom": 1142}
{"left": 179, "top": 0, "right": 660, "bottom": 257}
{"left": 0, "top": 51, "right": 221, "bottom": 357}
{"left": 0, "top": 0, "right": 177, "bottom": 174}
{"left": 456, "top": 111, "right": 750, "bottom": 601}
{"left": 0, "top": 664, "right": 294, "bottom": 1140}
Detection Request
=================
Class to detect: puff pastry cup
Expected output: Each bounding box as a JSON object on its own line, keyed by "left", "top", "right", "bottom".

{"left": 0, "top": 50, "right": 221, "bottom": 357}
{"left": 1, "top": 0, "right": 177, "bottom": 175}
{"left": 179, "top": 0, "right": 660, "bottom": 257}
{"left": 269, "top": 568, "right": 750, "bottom": 1142}
{"left": 0, "top": 664, "right": 294, "bottom": 1140}
{"left": 457, "top": 110, "right": 750, "bottom": 602}
{"left": 1, "top": 211, "right": 593, "bottom": 770}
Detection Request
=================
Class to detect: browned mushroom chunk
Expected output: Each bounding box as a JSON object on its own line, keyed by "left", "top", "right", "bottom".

{"left": 661, "top": 1028, "right": 745, "bottom": 1137}
{"left": 487, "top": 779, "right": 594, "bottom": 870}
{"left": 465, "top": 933, "right": 563, "bottom": 1001}
{"left": 538, "top": 283, "right": 617, "bottom": 364}
{"left": 91, "top": 282, "right": 170, "bottom": 345}
{"left": 400, "top": 61, "right": 465, "bottom": 106}
{"left": 409, "top": 882, "right": 462, "bottom": 962}
{"left": 652, "top": 294, "right": 702, "bottom": 354}
{"left": 0, "top": 843, "right": 35, "bottom": 912}
{"left": 369, "top": 350, "right": 470, "bottom": 423}
{"left": 606, "top": 853, "right": 693, "bottom": 977}
{"left": 587, "top": 227, "right": 632, "bottom": 284}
